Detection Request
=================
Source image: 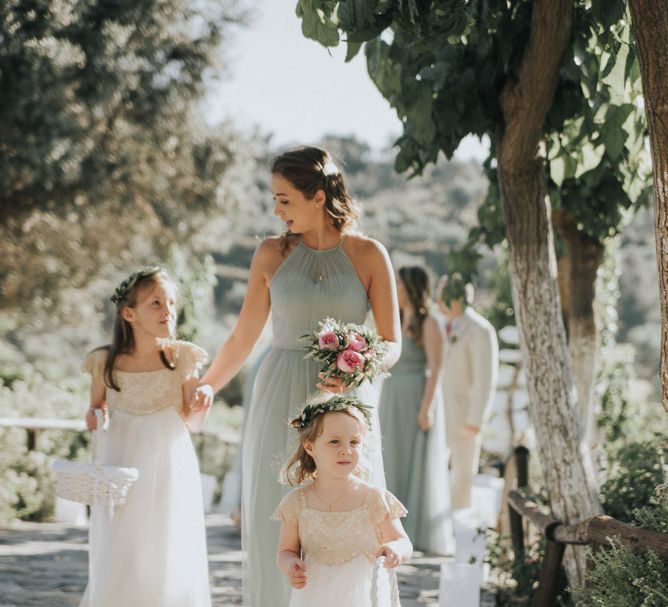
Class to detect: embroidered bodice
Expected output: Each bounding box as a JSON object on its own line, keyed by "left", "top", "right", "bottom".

{"left": 271, "top": 485, "right": 407, "bottom": 565}
{"left": 82, "top": 341, "right": 208, "bottom": 415}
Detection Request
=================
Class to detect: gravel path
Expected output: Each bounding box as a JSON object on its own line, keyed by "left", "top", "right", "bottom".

{"left": 0, "top": 515, "right": 494, "bottom": 606}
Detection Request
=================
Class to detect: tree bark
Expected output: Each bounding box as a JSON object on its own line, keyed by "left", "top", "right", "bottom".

{"left": 553, "top": 209, "right": 605, "bottom": 451}
{"left": 628, "top": 0, "right": 668, "bottom": 413}
{"left": 497, "top": 0, "right": 601, "bottom": 584}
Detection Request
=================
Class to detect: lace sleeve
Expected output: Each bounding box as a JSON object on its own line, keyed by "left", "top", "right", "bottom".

{"left": 369, "top": 487, "right": 407, "bottom": 523}
{"left": 270, "top": 489, "right": 303, "bottom": 525}
{"left": 81, "top": 349, "right": 108, "bottom": 379}
{"left": 175, "top": 341, "right": 209, "bottom": 381}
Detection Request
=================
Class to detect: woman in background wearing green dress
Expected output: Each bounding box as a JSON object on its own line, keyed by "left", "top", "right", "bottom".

{"left": 189, "top": 146, "right": 401, "bottom": 607}
{"left": 379, "top": 266, "right": 454, "bottom": 554}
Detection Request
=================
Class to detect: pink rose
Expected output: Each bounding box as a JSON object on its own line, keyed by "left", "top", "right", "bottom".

{"left": 318, "top": 330, "right": 339, "bottom": 350}
{"left": 347, "top": 332, "right": 368, "bottom": 352}
{"left": 336, "top": 349, "right": 365, "bottom": 374}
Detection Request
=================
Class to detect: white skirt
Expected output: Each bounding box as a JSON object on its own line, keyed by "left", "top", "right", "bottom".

{"left": 289, "top": 554, "right": 400, "bottom": 607}
{"left": 79, "top": 406, "right": 210, "bottom": 607}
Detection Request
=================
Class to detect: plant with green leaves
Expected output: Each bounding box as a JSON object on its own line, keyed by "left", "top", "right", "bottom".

{"left": 577, "top": 483, "right": 668, "bottom": 606}
{"left": 0, "top": 1, "right": 245, "bottom": 317}
{"left": 293, "top": 0, "right": 656, "bottom": 583}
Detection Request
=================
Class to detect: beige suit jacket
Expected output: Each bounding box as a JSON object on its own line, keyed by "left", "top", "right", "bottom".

{"left": 441, "top": 307, "right": 499, "bottom": 430}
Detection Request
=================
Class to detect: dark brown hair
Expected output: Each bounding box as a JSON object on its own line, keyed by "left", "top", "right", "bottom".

{"left": 282, "top": 408, "right": 368, "bottom": 486}
{"left": 398, "top": 266, "right": 432, "bottom": 345}
{"left": 271, "top": 146, "right": 360, "bottom": 252}
{"left": 100, "top": 268, "right": 176, "bottom": 391}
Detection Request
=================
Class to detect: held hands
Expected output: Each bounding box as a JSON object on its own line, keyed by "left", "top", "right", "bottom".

{"left": 376, "top": 544, "right": 401, "bottom": 568}
{"left": 316, "top": 372, "right": 350, "bottom": 394}
{"left": 188, "top": 383, "right": 214, "bottom": 412}
{"left": 287, "top": 558, "right": 308, "bottom": 589}
{"left": 417, "top": 407, "right": 434, "bottom": 432}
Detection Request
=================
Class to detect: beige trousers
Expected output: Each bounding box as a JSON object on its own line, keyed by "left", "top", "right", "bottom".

{"left": 448, "top": 430, "right": 482, "bottom": 510}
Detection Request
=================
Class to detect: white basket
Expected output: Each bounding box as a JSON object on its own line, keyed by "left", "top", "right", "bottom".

{"left": 51, "top": 410, "right": 139, "bottom": 507}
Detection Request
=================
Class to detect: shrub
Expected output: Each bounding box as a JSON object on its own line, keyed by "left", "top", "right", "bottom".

{"left": 577, "top": 484, "right": 668, "bottom": 607}
{"left": 600, "top": 438, "right": 667, "bottom": 522}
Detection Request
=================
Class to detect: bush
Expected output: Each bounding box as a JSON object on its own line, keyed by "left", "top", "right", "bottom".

{"left": 600, "top": 438, "right": 667, "bottom": 522}
{"left": 486, "top": 528, "right": 572, "bottom": 607}
{"left": 0, "top": 366, "right": 91, "bottom": 522}
{"left": 577, "top": 484, "right": 668, "bottom": 607}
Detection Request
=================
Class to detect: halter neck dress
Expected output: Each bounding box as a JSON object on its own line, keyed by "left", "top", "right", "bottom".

{"left": 241, "top": 238, "right": 387, "bottom": 606}
{"left": 378, "top": 335, "right": 454, "bottom": 554}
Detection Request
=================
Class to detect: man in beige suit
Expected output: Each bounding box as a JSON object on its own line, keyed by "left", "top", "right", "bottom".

{"left": 437, "top": 273, "right": 498, "bottom": 510}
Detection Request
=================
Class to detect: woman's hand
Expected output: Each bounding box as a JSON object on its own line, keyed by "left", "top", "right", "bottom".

{"left": 316, "top": 372, "right": 351, "bottom": 394}
{"left": 287, "top": 558, "right": 308, "bottom": 589}
{"left": 376, "top": 544, "right": 401, "bottom": 568}
{"left": 189, "top": 383, "right": 214, "bottom": 412}
{"left": 417, "top": 407, "right": 433, "bottom": 432}
{"left": 85, "top": 406, "right": 108, "bottom": 431}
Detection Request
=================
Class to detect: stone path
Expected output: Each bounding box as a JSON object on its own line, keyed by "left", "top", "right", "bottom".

{"left": 0, "top": 515, "right": 494, "bottom": 606}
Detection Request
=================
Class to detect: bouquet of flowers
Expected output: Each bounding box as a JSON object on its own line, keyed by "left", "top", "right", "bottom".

{"left": 302, "top": 318, "right": 388, "bottom": 388}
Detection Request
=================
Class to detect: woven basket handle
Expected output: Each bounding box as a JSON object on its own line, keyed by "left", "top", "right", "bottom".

{"left": 371, "top": 556, "right": 383, "bottom": 606}
{"left": 371, "top": 556, "right": 400, "bottom": 607}
{"left": 92, "top": 409, "right": 108, "bottom": 466}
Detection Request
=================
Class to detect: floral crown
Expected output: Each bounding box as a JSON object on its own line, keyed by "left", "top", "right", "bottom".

{"left": 110, "top": 266, "right": 165, "bottom": 305}
{"left": 290, "top": 395, "right": 372, "bottom": 431}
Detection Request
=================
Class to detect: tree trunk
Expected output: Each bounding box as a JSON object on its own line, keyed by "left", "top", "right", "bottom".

{"left": 497, "top": 0, "right": 601, "bottom": 584}
{"left": 553, "top": 209, "right": 605, "bottom": 451}
{"left": 628, "top": 0, "right": 668, "bottom": 413}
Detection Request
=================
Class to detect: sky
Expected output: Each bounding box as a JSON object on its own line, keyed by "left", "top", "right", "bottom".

{"left": 204, "top": 1, "right": 488, "bottom": 161}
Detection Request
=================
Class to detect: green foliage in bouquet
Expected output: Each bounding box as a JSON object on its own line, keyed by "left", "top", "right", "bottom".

{"left": 577, "top": 484, "right": 668, "bottom": 607}
{"left": 301, "top": 318, "right": 388, "bottom": 388}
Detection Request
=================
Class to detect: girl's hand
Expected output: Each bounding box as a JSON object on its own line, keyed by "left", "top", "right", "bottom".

{"left": 85, "top": 406, "right": 107, "bottom": 431}
{"left": 316, "top": 372, "right": 350, "bottom": 394}
{"left": 189, "top": 383, "right": 213, "bottom": 412}
{"left": 417, "top": 407, "right": 433, "bottom": 432}
{"left": 377, "top": 544, "right": 401, "bottom": 568}
{"left": 287, "top": 559, "right": 308, "bottom": 589}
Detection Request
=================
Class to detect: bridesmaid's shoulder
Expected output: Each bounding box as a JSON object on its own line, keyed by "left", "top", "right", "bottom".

{"left": 344, "top": 233, "right": 389, "bottom": 262}
{"left": 255, "top": 235, "right": 298, "bottom": 263}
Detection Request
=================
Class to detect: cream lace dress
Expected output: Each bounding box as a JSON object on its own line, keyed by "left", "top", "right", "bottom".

{"left": 79, "top": 341, "right": 211, "bottom": 607}
{"left": 272, "top": 485, "right": 407, "bottom": 607}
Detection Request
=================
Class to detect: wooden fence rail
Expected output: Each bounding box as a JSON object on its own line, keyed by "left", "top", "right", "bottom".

{"left": 506, "top": 447, "right": 668, "bottom": 607}
{"left": 0, "top": 416, "right": 240, "bottom": 450}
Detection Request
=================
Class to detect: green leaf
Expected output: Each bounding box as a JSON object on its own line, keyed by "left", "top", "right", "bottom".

{"left": 345, "top": 40, "right": 362, "bottom": 62}
{"left": 297, "top": 0, "right": 340, "bottom": 47}
{"left": 602, "top": 127, "right": 626, "bottom": 161}
{"left": 406, "top": 86, "right": 434, "bottom": 145}
{"left": 338, "top": 0, "right": 375, "bottom": 31}
{"left": 576, "top": 142, "right": 605, "bottom": 178}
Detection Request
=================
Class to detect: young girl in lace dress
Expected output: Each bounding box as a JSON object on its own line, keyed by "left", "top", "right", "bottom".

{"left": 80, "top": 267, "right": 211, "bottom": 607}
{"left": 273, "top": 396, "right": 413, "bottom": 607}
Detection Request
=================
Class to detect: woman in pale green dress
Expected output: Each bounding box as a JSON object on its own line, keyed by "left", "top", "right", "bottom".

{"left": 190, "top": 147, "right": 401, "bottom": 607}
{"left": 379, "top": 266, "right": 454, "bottom": 554}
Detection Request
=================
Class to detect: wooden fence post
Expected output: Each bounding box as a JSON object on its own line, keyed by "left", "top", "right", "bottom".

{"left": 515, "top": 445, "right": 529, "bottom": 488}
{"left": 532, "top": 536, "right": 566, "bottom": 607}
{"left": 509, "top": 447, "right": 530, "bottom": 558}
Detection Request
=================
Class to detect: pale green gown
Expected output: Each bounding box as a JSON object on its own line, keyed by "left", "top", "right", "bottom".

{"left": 241, "top": 239, "right": 386, "bottom": 607}
{"left": 379, "top": 335, "right": 454, "bottom": 555}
